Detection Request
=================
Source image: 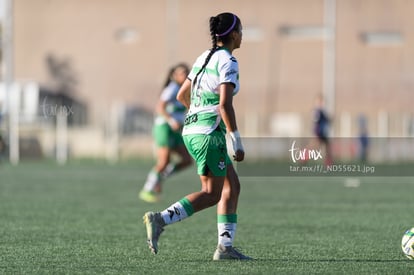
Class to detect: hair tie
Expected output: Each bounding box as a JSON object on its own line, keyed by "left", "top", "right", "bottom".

{"left": 215, "top": 14, "right": 237, "bottom": 37}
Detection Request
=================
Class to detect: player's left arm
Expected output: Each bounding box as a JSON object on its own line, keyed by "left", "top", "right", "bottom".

{"left": 219, "top": 83, "right": 237, "bottom": 133}
{"left": 219, "top": 83, "right": 244, "bottom": 162}
{"left": 218, "top": 56, "right": 244, "bottom": 161}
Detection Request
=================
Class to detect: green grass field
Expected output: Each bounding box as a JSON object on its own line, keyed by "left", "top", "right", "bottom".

{"left": 1, "top": 160, "right": 414, "bottom": 274}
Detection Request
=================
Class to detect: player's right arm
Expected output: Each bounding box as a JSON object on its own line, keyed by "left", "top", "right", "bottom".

{"left": 176, "top": 78, "right": 192, "bottom": 109}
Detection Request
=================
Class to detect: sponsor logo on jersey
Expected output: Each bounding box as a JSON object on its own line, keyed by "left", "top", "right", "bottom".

{"left": 225, "top": 69, "right": 238, "bottom": 78}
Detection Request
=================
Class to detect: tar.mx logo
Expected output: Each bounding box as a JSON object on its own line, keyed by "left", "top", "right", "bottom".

{"left": 288, "top": 140, "right": 323, "bottom": 163}
{"left": 41, "top": 96, "right": 74, "bottom": 118}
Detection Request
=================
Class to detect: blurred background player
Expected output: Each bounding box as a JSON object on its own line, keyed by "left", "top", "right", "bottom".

{"left": 143, "top": 12, "right": 252, "bottom": 260}
{"left": 357, "top": 113, "right": 369, "bottom": 162}
{"left": 312, "top": 93, "right": 333, "bottom": 165}
{"left": 139, "top": 63, "right": 193, "bottom": 203}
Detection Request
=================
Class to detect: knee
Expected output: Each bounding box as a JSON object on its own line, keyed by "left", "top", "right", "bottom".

{"left": 222, "top": 178, "right": 240, "bottom": 199}
{"left": 201, "top": 189, "right": 222, "bottom": 207}
{"left": 226, "top": 169, "right": 241, "bottom": 197}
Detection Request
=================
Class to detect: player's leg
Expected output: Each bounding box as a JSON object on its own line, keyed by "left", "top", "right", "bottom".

{"left": 139, "top": 123, "right": 172, "bottom": 202}
{"left": 139, "top": 146, "right": 170, "bottom": 202}
{"left": 144, "top": 173, "right": 224, "bottom": 254}
{"left": 144, "top": 133, "right": 226, "bottom": 254}
{"left": 217, "top": 163, "right": 240, "bottom": 214}
{"left": 213, "top": 164, "right": 252, "bottom": 260}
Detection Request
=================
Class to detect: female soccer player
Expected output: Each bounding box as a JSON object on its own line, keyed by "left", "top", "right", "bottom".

{"left": 143, "top": 12, "right": 252, "bottom": 260}
{"left": 313, "top": 93, "right": 333, "bottom": 165}
{"left": 139, "top": 63, "right": 193, "bottom": 203}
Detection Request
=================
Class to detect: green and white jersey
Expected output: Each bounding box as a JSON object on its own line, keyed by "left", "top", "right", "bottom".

{"left": 155, "top": 81, "right": 187, "bottom": 125}
{"left": 182, "top": 48, "right": 239, "bottom": 135}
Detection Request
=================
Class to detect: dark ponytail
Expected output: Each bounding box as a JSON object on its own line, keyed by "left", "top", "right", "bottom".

{"left": 163, "top": 66, "right": 176, "bottom": 88}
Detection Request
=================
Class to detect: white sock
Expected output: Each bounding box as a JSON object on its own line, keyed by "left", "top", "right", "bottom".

{"left": 218, "top": 223, "right": 237, "bottom": 247}
{"left": 160, "top": 200, "right": 190, "bottom": 225}
{"left": 142, "top": 170, "right": 160, "bottom": 192}
{"left": 162, "top": 163, "right": 176, "bottom": 178}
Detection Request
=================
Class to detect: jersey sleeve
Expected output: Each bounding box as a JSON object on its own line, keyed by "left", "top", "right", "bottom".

{"left": 159, "top": 82, "right": 177, "bottom": 102}
{"left": 218, "top": 56, "right": 239, "bottom": 88}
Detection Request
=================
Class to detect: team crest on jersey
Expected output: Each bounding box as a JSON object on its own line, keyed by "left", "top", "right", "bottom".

{"left": 218, "top": 158, "right": 226, "bottom": 170}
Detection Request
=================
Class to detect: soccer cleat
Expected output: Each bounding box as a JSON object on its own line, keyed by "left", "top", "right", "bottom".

{"left": 139, "top": 190, "right": 161, "bottom": 203}
{"left": 213, "top": 244, "right": 253, "bottom": 260}
{"left": 143, "top": 211, "right": 165, "bottom": 254}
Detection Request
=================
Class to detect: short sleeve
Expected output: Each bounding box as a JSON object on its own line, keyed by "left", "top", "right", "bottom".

{"left": 159, "top": 82, "right": 178, "bottom": 102}
{"left": 218, "top": 56, "right": 239, "bottom": 92}
{"left": 219, "top": 57, "right": 239, "bottom": 84}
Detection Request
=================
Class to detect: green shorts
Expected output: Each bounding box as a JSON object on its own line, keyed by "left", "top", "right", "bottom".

{"left": 153, "top": 123, "right": 184, "bottom": 148}
{"left": 183, "top": 131, "right": 232, "bottom": 177}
